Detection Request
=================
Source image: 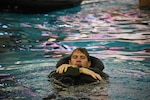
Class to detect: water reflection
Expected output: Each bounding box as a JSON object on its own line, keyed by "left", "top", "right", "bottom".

{"left": 44, "top": 81, "right": 108, "bottom": 100}
{"left": 0, "top": 0, "right": 150, "bottom": 100}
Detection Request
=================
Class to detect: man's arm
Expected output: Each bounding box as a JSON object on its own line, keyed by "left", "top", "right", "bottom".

{"left": 79, "top": 67, "right": 102, "bottom": 81}
{"left": 49, "top": 67, "right": 80, "bottom": 78}
{"left": 56, "top": 65, "right": 103, "bottom": 80}
{"left": 56, "top": 64, "right": 78, "bottom": 74}
{"left": 89, "top": 67, "right": 109, "bottom": 79}
{"left": 50, "top": 66, "right": 103, "bottom": 81}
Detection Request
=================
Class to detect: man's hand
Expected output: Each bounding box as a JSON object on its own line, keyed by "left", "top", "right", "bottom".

{"left": 56, "top": 64, "right": 77, "bottom": 74}
{"left": 79, "top": 67, "right": 102, "bottom": 81}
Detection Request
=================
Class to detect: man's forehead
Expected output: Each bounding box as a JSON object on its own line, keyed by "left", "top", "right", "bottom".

{"left": 72, "top": 50, "right": 86, "bottom": 56}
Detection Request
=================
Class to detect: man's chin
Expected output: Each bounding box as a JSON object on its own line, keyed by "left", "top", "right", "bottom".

{"left": 75, "top": 64, "right": 82, "bottom": 67}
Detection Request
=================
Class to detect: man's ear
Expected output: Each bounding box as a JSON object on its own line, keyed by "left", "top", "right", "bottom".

{"left": 69, "top": 60, "right": 71, "bottom": 64}
{"left": 88, "top": 61, "right": 91, "bottom": 67}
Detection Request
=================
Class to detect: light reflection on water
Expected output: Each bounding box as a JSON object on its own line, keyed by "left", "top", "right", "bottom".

{"left": 0, "top": 0, "right": 150, "bottom": 100}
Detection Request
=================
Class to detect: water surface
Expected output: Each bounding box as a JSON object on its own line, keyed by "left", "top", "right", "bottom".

{"left": 0, "top": 0, "right": 150, "bottom": 100}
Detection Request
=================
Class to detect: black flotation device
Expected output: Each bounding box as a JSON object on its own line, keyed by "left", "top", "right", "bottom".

{"left": 0, "top": 0, "right": 83, "bottom": 13}
{"left": 56, "top": 55, "right": 105, "bottom": 71}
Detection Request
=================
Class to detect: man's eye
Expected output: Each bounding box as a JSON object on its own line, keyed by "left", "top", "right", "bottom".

{"left": 72, "top": 56, "right": 77, "bottom": 59}
{"left": 81, "top": 56, "right": 86, "bottom": 59}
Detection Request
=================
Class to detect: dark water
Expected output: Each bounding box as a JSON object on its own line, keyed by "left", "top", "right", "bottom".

{"left": 0, "top": 0, "right": 150, "bottom": 100}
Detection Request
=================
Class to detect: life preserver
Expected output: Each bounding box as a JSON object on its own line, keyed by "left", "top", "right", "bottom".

{"left": 56, "top": 55, "right": 105, "bottom": 71}
{"left": 0, "top": 0, "right": 83, "bottom": 13}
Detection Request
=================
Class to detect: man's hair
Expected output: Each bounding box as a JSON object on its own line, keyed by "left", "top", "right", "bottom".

{"left": 70, "top": 48, "right": 91, "bottom": 61}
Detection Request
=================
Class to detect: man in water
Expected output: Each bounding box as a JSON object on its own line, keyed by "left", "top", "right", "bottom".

{"left": 49, "top": 48, "right": 108, "bottom": 85}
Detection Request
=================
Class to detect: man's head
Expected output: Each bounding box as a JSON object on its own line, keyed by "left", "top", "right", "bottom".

{"left": 69, "top": 48, "right": 91, "bottom": 68}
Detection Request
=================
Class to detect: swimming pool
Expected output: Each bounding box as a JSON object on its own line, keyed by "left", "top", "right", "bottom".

{"left": 0, "top": 0, "right": 150, "bottom": 100}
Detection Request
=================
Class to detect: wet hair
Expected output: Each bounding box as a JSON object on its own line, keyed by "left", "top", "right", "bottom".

{"left": 70, "top": 48, "right": 91, "bottom": 61}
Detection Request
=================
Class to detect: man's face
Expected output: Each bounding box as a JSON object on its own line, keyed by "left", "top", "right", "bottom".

{"left": 69, "top": 50, "right": 91, "bottom": 68}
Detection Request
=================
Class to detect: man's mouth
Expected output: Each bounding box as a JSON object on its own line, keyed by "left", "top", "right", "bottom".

{"left": 75, "top": 64, "right": 81, "bottom": 67}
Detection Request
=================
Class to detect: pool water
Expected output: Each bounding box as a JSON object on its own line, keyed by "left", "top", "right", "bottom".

{"left": 0, "top": 0, "right": 150, "bottom": 100}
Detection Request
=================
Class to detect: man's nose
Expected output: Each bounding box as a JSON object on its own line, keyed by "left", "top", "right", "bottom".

{"left": 76, "top": 57, "right": 81, "bottom": 61}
